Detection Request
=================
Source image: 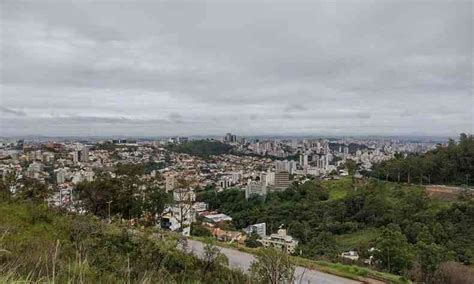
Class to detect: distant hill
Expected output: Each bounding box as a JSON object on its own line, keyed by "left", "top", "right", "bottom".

{"left": 168, "top": 140, "right": 233, "bottom": 159}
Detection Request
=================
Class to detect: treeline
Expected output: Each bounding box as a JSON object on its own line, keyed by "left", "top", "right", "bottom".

{"left": 198, "top": 180, "right": 474, "bottom": 282}
{"left": 168, "top": 140, "right": 232, "bottom": 159}
{"left": 371, "top": 133, "right": 474, "bottom": 185}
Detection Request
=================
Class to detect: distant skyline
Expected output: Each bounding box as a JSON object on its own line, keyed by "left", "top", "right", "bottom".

{"left": 1, "top": 1, "right": 472, "bottom": 137}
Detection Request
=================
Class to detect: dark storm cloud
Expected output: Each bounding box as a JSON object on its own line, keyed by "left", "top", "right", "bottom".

{"left": 0, "top": 0, "right": 472, "bottom": 137}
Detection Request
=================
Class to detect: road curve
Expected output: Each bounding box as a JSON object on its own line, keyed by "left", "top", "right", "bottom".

{"left": 187, "top": 239, "right": 361, "bottom": 284}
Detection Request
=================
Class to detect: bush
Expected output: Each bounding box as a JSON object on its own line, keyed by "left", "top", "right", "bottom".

{"left": 191, "top": 223, "right": 212, "bottom": 237}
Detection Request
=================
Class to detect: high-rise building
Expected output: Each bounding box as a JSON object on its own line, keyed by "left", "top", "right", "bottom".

{"left": 274, "top": 171, "right": 290, "bottom": 190}
{"left": 165, "top": 175, "right": 175, "bottom": 192}
{"left": 80, "top": 147, "right": 89, "bottom": 162}
{"left": 231, "top": 171, "right": 243, "bottom": 183}
{"left": 219, "top": 177, "right": 231, "bottom": 189}
{"left": 224, "top": 133, "right": 237, "bottom": 143}
{"left": 275, "top": 160, "right": 297, "bottom": 174}
{"left": 245, "top": 179, "right": 267, "bottom": 199}
{"left": 70, "top": 151, "right": 78, "bottom": 164}
{"left": 265, "top": 170, "right": 275, "bottom": 186}
{"left": 56, "top": 168, "right": 66, "bottom": 184}
{"left": 244, "top": 223, "right": 267, "bottom": 237}
{"left": 299, "top": 154, "right": 310, "bottom": 167}
{"left": 275, "top": 160, "right": 286, "bottom": 172}
{"left": 259, "top": 172, "right": 267, "bottom": 184}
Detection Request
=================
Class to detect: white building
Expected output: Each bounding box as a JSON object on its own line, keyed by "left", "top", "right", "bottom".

{"left": 204, "top": 213, "right": 232, "bottom": 223}
{"left": 80, "top": 147, "right": 89, "bottom": 162}
{"left": 244, "top": 223, "right": 266, "bottom": 238}
{"left": 56, "top": 168, "right": 67, "bottom": 184}
{"left": 218, "top": 177, "right": 232, "bottom": 189}
{"left": 192, "top": 202, "right": 208, "bottom": 212}
{"left": 260, "top": 229, "right": 298, "bottom": 254}
{"left": 165, "top": 175, "right": 175, "bottom": 192}
{"left": 265, "top": 170, "right": 275, "bottom": 186}
{"left": 245, "top": 179, "right": 267, "bottom": 199}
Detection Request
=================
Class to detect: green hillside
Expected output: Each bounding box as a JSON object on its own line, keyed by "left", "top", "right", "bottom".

{"left": 198, "top": 178, "right": 474, "bottom": 282}
{"left": 0, "top": 201, "right": 247, "bottom": 283}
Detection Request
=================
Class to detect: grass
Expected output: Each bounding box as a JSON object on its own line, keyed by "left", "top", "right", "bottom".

{"left": 0, "top": 201, "right": 249, "bottom": 283}
{"left": 291, "top": 256, "right": 410, "bottom": 283}
{"left": 321, "top": 177, "right": 352, "bottom": 200}
{"left": 335, "top": 227, "right": 381, "bottom": 250}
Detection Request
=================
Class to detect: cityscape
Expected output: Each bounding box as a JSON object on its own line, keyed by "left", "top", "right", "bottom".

{"left": 1, "top": 0, "right": 473, "bottom": 284}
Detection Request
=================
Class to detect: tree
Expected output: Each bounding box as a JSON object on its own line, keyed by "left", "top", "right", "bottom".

{"left": 374, "top": 225, "right": 413, "bottom": 274}
{"left": 415, "top": 241, "right": 446, "bottom": 281}
{"left": 173, "top": 186, "right": 195, "bottom": 235}
{"left": 434, "top": 261, "right": 474, "bottom": 284}
{"left": 371, "top": 134, "right": 474, "bottom": 185}
{"left": 75, "top": 175, "right": 120, "bottom": 218}
{"left": 345, "top": 159, "right": 359, "bottom": 190}
{"left": 202, "top": 243, "right": 229, "bottom": 273}
{"left": 75, "top": 173, "right": 169, "bottom": 223}
{"left": 304, "top": 232, "right": 337, "bottom": 258}
{"left": 245, "top": 231, "right": 262, "bottom": 248}
{"left": 16, "top": 178, "right": 51, "bottom": 202}
{"left": 191, "top": 223, "right": 212, "bottom": 237}
{"left": 345, "top": 159, "right": 357, "bottom": 177}
{"left": 0, "top": 171, "right": 16, "bottom": 200}
{"left": 250, "top": 247, "right": 295, "bottom": 284}
{"left": 141, "top": 185, "right": 171, "bottom": 218}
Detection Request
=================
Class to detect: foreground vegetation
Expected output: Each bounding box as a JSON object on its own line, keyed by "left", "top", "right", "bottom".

{"left": 198, "top": 178, "right": 474, "bottom": 283}
{"left": 0, "top": 200, "right": 249, "bottom": 283}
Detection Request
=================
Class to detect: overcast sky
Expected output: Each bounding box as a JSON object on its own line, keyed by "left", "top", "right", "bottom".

{"left": 0, "top": 0, "right": 472, "bottom": 137}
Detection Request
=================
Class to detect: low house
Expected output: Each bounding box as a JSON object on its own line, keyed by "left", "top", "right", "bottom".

{"left": 203, "top": 213, "right": 232, "bottom": 224}
{"left": 341, "top": 250, "right": 359, "bottom": 261}
{"left": 212, "top": 228, "right": 245, "bottom": 243}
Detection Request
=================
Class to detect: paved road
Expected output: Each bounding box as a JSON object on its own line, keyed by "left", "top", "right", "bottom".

{"left": 187, "top": 240, "right": 361, "bottom": 284}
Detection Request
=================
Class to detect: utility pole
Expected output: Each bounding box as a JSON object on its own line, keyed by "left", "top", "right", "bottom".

{"left": 107, "top": 200, "right": 113, "bottom": 224}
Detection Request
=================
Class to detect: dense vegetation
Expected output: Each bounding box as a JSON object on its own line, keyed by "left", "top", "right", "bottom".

{"left": 168, "top": 140, "right": 233, "bottom": 159}
{"left": 75, "top": 164, "right": 171, "bottom": 223}
{"left": 0, "top": 201, "right": 248, "bottom": 283}
{"left": 198, "top": 179, "right": 474, "bottom": 282}
{"left": 371, "top": 134, "right": 474, "bottom": 185}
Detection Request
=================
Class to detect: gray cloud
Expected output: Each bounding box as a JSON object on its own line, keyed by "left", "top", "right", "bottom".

{"left": 0, "top": 0, "right": 472, "bottom": 137}
{"left": 0, "top": 106, "right": 26, "bottom": 116}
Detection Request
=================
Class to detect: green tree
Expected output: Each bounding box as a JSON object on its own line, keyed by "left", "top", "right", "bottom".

{"left": 202, "top": 242, "right": 229, "bottom": 273}
{"left": 191, "top": 223, "right": 212, "bottom": 237}
{"left": 345, "top": 159, "right": 358, "bottom": 183}
{"left": 16, "top": 178, "right": 51, "bottom": 202}
{"left": 245, "top": 231, "right": 262, "bottom": 248}
{"left": 250, "top": 247, "right": 295, "bottom": 284}
{"left": 415, "top": 241, "right": 446, "bottom": 280}
{"left": 375, "top": 225, "right": 413, "bottom": 274}
{"left": 304, "top": 231, "right": 337, "bottom": 258}
{"left": 0, "top": 171, "right": 16, "bottom": 200}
